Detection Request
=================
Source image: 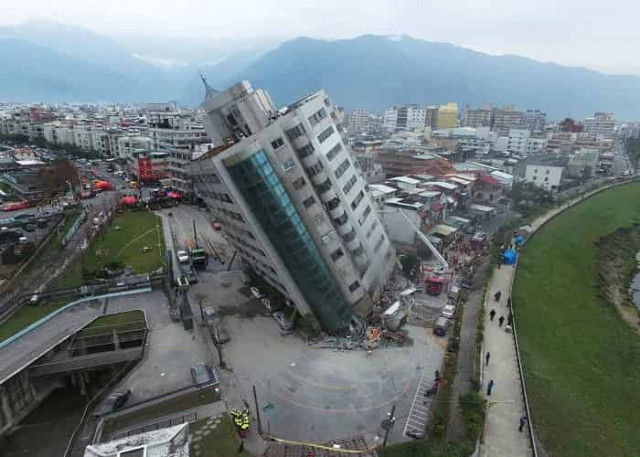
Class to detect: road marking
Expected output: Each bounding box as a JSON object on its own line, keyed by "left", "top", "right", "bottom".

{"left": 403, "top": 367, "right": 436, "bottom": 438}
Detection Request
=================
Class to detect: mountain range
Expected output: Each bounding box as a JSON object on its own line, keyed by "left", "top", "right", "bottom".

{"left": 1, "top": 21, "right": 640, "bottom": 119}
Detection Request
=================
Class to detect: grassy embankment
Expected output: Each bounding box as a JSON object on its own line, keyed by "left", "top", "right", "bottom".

{"left": 0, "top": 211, "right": 165, "bottom": 341}
{"left": 513, "top": 181, "right": 640, "bottom": 457}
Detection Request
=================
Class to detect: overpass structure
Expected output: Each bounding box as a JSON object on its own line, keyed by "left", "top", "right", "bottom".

{"left": 0, "top": 290, "right": 150, "bottom": 436}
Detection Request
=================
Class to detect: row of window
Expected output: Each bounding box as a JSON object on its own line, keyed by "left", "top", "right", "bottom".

{"left": 205, "top": 191, "right": 232, "bottom": 204}
{"left": 365, "top": 220, "right": 379, "bottom": 239}
{"left": 271, "top": 137, "right": 285, "bottom": 150}
{"left": 351, "top": 190, "right": 365, "bottom": 211}
{"left": 193, "top": 173, "right": 221, "bottom": 184}
{"left": 325, "top": 142, "right": 342, "bottom": 162}
{"left": 297, "top": 142, "right": 315, "bottom": 158}
{"left": 292, "top": 177, "right": 306, "bottom": 190}
{"left": 307, "top": 161, "right": 324, "bottom": 177}
{"left": 308, "top": 108, "right": 327, "bottom": 126}
{"left": 318, "top": 126, "right": 335, "bottom": 143}
{"left": 285, "top": 124, "right": 306, "bottom": 141}
{"left": 373, "top": 233, "right": 386, "bottom": 254}
{"left": 227, "top": 233, "right": 266, "bottom": 256}
{"left": 358, "top": 205, "right": 372, "bottom": 226}
{"left": 342, "top": 175, "right": 357, "bottom": 195}
{"left": 303, "top": 196, "right": 316, "bottom": 208}
{"left": 334, "top": 158, "right": 352, "bottom": 179}
{"left": 281, "top": 159, "right": 295, "bottom": 171}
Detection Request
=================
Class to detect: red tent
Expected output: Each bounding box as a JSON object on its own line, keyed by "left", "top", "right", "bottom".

{"left": 120, "top": 195, "right": 138, "bottom": 206}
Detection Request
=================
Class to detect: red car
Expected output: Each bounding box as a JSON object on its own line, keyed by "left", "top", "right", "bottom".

{"left": 212, "top": 222, "right": 222, "bottom": 231}
{"left": 2, "top": 201, "right": 29, "bottom": 212}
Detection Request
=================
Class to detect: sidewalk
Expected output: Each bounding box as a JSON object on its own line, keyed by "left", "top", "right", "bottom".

{"left": 480, "top": 264, "right": 530, "bottom": 457}
{"left": 478, "top": 182, "right": 632, "bottom": 456}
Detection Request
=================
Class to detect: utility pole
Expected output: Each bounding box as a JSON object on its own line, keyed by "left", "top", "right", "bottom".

{"left": 382, "top": 404, "right": 396, "bottom": 446}
{"left": 193, "top": 219, "right": 199, "bottom": 249}
{"left": 252, "top": 385, "right": 263, "bottom": 436}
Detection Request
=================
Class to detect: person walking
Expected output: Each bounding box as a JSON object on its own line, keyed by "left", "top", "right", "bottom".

{"left": 485, "top": 352, "right": 491, "bottom": 366}
{"left": 489, "top": 309, "right": 496, "bottom": 321}
{"left": 487, "top": 379, "right": 494, "bottom": 396}
{"left": 494, "top": 290, "right": 502, "bottom": 302}
{"left": 498, "top": 315, "right": 505, "bottom": 328}
{"left": 519, "top": 416, "right": 528, "bottom": 432}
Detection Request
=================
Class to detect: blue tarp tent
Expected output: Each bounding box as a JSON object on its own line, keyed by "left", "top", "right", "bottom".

{"left": 503, "top": 249, "right": 517, "bottom": 265}
{"left": 514, "top": 234, "right": 525, "bottom": 245}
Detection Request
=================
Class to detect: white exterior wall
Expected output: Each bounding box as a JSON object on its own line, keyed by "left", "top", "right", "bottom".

{"left": 524, "top": 164, "right": 563, "bottom": 191}
{"left": 380, "top": 204, "right": 421, "bottom": 245}
{"left": 383, "top": 107, "right": 398, "bottom": 131}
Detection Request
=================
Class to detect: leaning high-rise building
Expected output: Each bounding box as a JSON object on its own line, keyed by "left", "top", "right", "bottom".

{"left": 188, "top": 81, "right": 396, "bottom": 334}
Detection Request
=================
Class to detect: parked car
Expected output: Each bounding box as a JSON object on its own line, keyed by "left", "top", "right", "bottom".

{"left": 2, "top": 201, "right": 29, "bottom": 212}
{"left": 190, "top": 364, "right": 218, "bottom": 386}
{"left": 441, "top": 304, "right": 456, "bottom": 319}
{"left": 272, "top": 311, "right": 294, "bottom": 331}
{"left": 433, "top": 317, "right": 451, "bottom": 337}
{"left": 250, "top": 286, "right": 263, "bottom": 299}
{"left": 95, "top": 389, "right": 131, "bottom": 416}
{"left": 176, "top": 250, "right": 190, "bottom": 264}
{"left": 212, "top": 222, "right": 222, "bottom": 231}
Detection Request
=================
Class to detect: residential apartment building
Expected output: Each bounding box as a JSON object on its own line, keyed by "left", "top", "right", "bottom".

{"left": 523, "top": 164, "right": 563, "bottom": 192}
{"left": 437, "top": 103, "right": 458, "bottom": 129}
{"left": 383, "top": 105, "right": 427, "bottom": 132}
{"left": 523, "top": 110, "right": 547, "bottom": 134}
{"left": 464, "top": 104, "right": 493, "bottom": 128}
{"left": 347, "top": 109, "right": 369, "bottom": 134}
{"left": 189, "top": 81, "right": 395, "bottom": 334}
{"left": 584, "top": 112, "right": 615, "bottom": 139}
{"left": 425, "top": 106, "right": 439, "bottom": 130}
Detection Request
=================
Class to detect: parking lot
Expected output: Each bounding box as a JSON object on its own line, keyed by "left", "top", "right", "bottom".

{"left": 105, "top": 290, "right": 215, "bottom": 403}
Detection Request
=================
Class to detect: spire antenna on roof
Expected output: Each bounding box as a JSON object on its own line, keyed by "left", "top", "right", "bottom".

{"left": 199, "top": 71, "right": 218, "bottom": 100}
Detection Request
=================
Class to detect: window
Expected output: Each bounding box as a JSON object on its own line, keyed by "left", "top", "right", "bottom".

{"left": 307, "top": 162, "right": 324, "bottom": 177}
{"left": 324, "top": 98, "right": 331, "bottom": 108}
{"left": 281, "top": 159, "right": 295, "bottom": 171}
{"left": 292, "top": 177, "right": 306, "bottom": 190}
{"left": 351, "top": 190, "right": 365, "bottom": 210}
{"left": 303, "top": 196, "right": 316, "bottom": 208}
{"left": 532, "top": 176, "right": 537, "bottom": 180}
{"left": 366, "top": 220, "right": 378, "bottom": 239}
{"left": 271, "top": 137, "right": 285, "bottom": 150}
{"left": 546, "top": 169, "right": 550, "bottom": 174}
{"left": 317, "top": 126, "right": 335, "bottom": 143}
{"left": 534, "top": 168, "right": 538, "bottom": 173}
{"left": 544, "top": 177, "right": 549, "bottom": 182}
{"left": 374, "top": 234, "right": 385, "bottom": 253}
{"left": 326, "top": 142, "right": 342, "bottom": 162}
{"left": 359, "top": 205, "right": 371, "bottom": 225}
{"left": 316, "top": 178, "right": 332, "bottom": 194}
{"left": 342, "top": 175, "right": 357, "bottom": 195}
{"left": 335, "top": 212, "right": 348, "bottom": 226}
{"left": 335, "top": 158, "right": 352, "bottom": 179}
{"left": 330, "top": 248, "right": 344, "bottom": 261}
{"left": 296, "top": 143, "right": 315, "bottom": 158}
{"left": 308, "top": 108, "right": 327, "bottom": 126}
{"left": 285, "top": 124, "right": 306, "bottom": 141}
{"left": 349, "top": 281, "right": 360, "bottom": 292}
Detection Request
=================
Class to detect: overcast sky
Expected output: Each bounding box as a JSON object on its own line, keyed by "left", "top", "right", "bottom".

{"left": 3, "top": 0, "right": 638, "bottom": 75}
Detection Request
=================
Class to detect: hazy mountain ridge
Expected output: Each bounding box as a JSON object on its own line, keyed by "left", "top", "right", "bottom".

{"left": 1, "top": 22, "right": 639, "bottom": 119}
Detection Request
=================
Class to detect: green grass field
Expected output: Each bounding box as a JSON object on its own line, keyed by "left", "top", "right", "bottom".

{"left": 52, "top": 211, "right": 165, "bottom": 290}
{"left": 513, "top": 181, "right": 640, "bottom": 457}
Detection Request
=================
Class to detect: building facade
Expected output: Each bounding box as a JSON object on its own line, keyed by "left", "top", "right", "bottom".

{"left": 584, "top": 112, "right": 615, "bottom": 139}
{"left": 437, "top": 103, "right": 458, "bottom": 129}
{"left": 189, "top": 81, "right": 395, "bottom": 334}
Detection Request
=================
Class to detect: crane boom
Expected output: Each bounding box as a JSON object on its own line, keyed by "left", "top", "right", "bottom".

{"left": 398, "top": 209, "right": 449, "bottom": 270}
